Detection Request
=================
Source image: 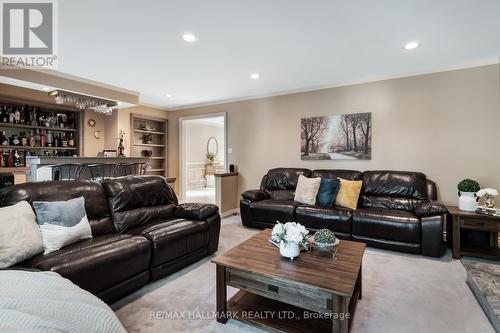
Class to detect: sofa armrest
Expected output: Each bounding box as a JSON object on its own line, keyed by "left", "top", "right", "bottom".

{"left": 241, "top": 189, "right": 270, "bottom": 202}
{"left": 421, "top": 215, "right": 445, "bottom": 257}
{"left": 175, "top": 203, "right": 219, "bottom": 220}
{"left": 414, "top": 201, "right": 448, "bottom": 217}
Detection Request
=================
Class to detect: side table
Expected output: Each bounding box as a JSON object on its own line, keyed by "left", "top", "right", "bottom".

{"left": 447, "top": 205, "right": 500, "bottom": 259}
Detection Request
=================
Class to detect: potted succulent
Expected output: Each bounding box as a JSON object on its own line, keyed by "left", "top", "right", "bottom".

{"left": 476, "top": 188, "right": 499, "bottom": 208}
{"left": 313, "top": 229, "right": 340, "bottom": 256}
{"left": 457, "top": 179, "right": 480, "bottom": 211}
{"left": 271, "top": 222, "right": 309, "bottom": 260}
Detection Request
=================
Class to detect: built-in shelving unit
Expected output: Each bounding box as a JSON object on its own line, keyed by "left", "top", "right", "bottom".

{"left": 0, "top": 98, "right": 81, "bottom": 169}
{"left": 130, "top": 114, "right": 168, "bottom": 177}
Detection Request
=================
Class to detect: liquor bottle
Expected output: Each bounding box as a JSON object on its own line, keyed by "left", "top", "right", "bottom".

{"left": 0, "top": 151, "right": 3, "bottom": 167}
{"left": 8, "top": 107, "right": 15, "bottom": 124}
{"left": 19, "top": 150, "right": 25, "bottom": 167}
{"left": 13, "top": 150, "right": 20, "bottom": 167}
{"left": 31, "top": 107, "right": 38, "bottom": 126}
{"left": 20, "top": 132, "right": 28, "bottom": 147}
{"left": 68, "top": 133, "right": 75, "bottom": 147}
{"left": 46, "top": 130, "right": 53, "bottom": 147}
{"left": 19, "top": 106, "right": 25, "bottom": 125}
{"left": 61, "top": 133, "right": 68, "bottom": 148}
{"left": 29, "top": 131, "right": 36, "bottom": 147}
{"left": 11, "top": 133, "right": 20, "bottom": 146}
{"left": 8, "top": 150, "right": 14, "bottom": 167}
{"left": 35, "top": 129, "right": 41, "bottom": 147}
{"left": 40, "top": 131, "right": 46, "bottom": 147}
{"left": 0, "top": 107, "right": 4, "bottom": 123}
{"left": 0, "top": 131, "right": 8, "bottom": 146}
{"left": 54, "top": 133, "right": 60, "bottom": 147}
{"left": 59, "top": 115, "right": 65, "bottom": 128}
{"left": 14, "top": 107, "right": 20, "bottom": 124}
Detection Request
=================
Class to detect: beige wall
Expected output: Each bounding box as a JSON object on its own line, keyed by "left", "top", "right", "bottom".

{"left": 168, "top": 64, "right": 500, "bottom": 205}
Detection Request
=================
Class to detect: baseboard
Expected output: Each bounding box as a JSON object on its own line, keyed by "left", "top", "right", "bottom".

{"left": 220, "top": 208, "right": 240, "bottom": 218}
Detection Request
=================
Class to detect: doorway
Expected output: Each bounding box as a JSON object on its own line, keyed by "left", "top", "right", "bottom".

{"left": 179, "top": 113, "right": 227, "bottom": 203}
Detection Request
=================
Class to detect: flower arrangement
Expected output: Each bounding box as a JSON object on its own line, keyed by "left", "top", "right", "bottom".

{"left": 457, "top": 179, "right": 480, "bottom": 193}
{"left": 477, "top": 188, "right": 498, "bottom": 208}
{"left": 271, "top": 222, "right": 310, "bottom": 250}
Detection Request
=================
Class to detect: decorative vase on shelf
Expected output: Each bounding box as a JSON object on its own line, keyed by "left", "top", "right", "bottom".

{"left": 458, "top": 191, "right": 478, "bottom": 211}
{"left": 279, "top": 241, "right": 300, "bottom": 260}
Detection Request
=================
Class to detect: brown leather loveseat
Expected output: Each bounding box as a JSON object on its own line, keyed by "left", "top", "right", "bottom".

{"left": 240, "top": 168, "right": 447, "bottom": 257}
{"left": 0, "top": 176, "right": 220, "bottom": 303}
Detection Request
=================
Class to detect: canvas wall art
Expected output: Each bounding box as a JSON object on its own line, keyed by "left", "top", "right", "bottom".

{"left": 301, "top": 112, "right": 372, "bottom": 160}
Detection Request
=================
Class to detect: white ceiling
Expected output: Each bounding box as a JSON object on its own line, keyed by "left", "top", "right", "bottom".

{"left": 53, "top": 0, "right": 500, "bottom": 109}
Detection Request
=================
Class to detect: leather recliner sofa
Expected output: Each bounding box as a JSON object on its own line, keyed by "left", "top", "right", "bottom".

{"left": 0, "top": 176, "right": 221, "bottom": 303}
{"left": 240, "top": 168, "right": 447, "bottom": 257}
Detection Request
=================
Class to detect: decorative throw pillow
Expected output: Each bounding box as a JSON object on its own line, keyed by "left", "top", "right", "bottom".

{"left": 0, "top": 201, "right": 44, "bottom": 269}
{"left": 316, "top": 178, "right": 341, "bottom": 206}
{"left": 294, "top": 175, "right": 321, "bottom": 205}
{"left": 33, "top": 197, "right": 92, "bottom": 255}
{"left": 335, "top": 178, "right": 363, "bottom": 210}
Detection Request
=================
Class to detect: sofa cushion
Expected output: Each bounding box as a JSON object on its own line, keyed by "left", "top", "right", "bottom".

{"left": 126, "top": 219, "right": 209, "bottom": 266}
{"left": 102, "top": 176, "right": 178, "bottom": 233}
{"left": 296, "top": 205, "right": 352, "bottom": 234}
{"left": 335, "top": 178, "right": 363, "bottom": 210}
{"left": 0, "top": 180, "right": 114, "bottom": 236}
{"left": 352, "top": 208, "right": 420, "bottom": 243}
{"left": 360, "top": 196, "right": 422, "bottom": 212}
{"left": 22, "top": 234, "right": 151, "bottom": 295}
{"left": 175, "top": 203, "right": 219, "bottom": 220}
{"left": 261, "top": 168, "right": 311, "bottom": 191}
{"left": 294, "top": 175, "right": 321, "bottom": 205}
{"left": 361, "top": 170, "right": 428, "bottom": 200}
{"left": 250, "top": 199, "right": 298, "bottom": 223}
{"left": 311, "top": 169, "right": 362, "bottom": 181}
{"left": 316, "top": 178, "right": 340, "bottom": 206}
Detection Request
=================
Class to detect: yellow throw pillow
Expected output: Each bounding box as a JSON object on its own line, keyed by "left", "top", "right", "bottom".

{"left": 335, "top": 178, "right": 363, "bottom": 210}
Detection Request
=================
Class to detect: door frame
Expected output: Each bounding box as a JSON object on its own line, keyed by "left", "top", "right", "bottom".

{"left": 179, "top": 112, "right": 227, "bottom": 201}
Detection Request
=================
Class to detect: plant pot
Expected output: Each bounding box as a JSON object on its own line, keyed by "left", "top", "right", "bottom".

{"left": 279, "top": 242, "right": 300, "bottom": 260}
{"left": 458, "top": 191, "right": 478, "bottom": 211}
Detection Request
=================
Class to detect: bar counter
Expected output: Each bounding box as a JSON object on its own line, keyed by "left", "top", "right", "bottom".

{"left": 26, "top": 156, "right": 151, "bottom": 182}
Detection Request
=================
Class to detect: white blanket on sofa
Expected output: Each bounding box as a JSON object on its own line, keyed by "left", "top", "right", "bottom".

{"left": 0, "top": 270, "right": 127, "bottom": 333}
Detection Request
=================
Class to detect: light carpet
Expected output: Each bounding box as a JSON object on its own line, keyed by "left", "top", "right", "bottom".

{"left": 112, "top": 215, "right": 494, "bottom": 333}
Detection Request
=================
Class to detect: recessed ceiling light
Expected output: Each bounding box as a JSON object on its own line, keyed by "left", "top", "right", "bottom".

{"left": 182, "top": 33, "right": 197, "bottom": 43}
{"left": 42, "top": 86, "right": 51, "bottom": 91}
{"left": 117, "top": 101, "right": 123, "bottom": 105}
{"left": 404, "top": 41, "right": 420, "bottom": 50}
{"left": 250, "top": 73, "right": 260, "bottom": 80}
{"left": 165, "top": 93, "right": 172, "bottom": 98}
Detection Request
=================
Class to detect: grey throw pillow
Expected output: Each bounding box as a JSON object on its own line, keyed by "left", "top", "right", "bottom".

{"left": 33, "top": 197, "right": 92, "bottom": 254}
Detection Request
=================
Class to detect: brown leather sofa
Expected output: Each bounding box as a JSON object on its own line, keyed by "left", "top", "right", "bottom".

{"left": 240, "top": 168, "right": 447, "bottom": 257}
{"left": 0, "top": 176, "right": 221, "bottom": 303}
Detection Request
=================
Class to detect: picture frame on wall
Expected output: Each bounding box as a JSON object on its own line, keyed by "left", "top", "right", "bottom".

{"left": 301, "top": 112, "right": 372, "bottom": 160}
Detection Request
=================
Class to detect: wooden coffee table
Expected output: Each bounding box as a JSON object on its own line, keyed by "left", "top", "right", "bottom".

{"left": 212, "top": 229, "right": 365, "bottom": 333}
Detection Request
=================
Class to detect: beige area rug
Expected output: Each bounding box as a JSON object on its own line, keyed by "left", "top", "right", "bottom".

{"left": 112, "top": 215, "right": 494, "bottom": 333}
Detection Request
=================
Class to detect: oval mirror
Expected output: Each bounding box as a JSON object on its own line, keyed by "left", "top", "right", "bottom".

{"left": 207, "top": 137, "right": 218, "bottom": 155}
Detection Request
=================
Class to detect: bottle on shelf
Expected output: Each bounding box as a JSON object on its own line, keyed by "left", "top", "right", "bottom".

{"left": 46, "top": 130, "right": 53, "bottom": 147}
{"left": 61, "top": 133, "right": 68, "bottom": 148}
{"left": 7, "top": 150, "right": 14, "bottom": 167}
{"left": 10, "top": 133, "right": 20, "bottom": 146}
{"left": 8, "top": 107, "right": 15, "bottom": 124}
{"left": 35, "top": 129, "right": 41, "bottom": 147}
{"left": 0, "top": 151, "right": 3, "bottom": 167}
{"left": 0, "top": 131, "right": 8, "bottom": 146}
{"left": 20, "top": 132, "right": 28, "bottom": 147}
{"left": 19, "top": 106, "right": 25, "bottom": 125}
{"left": 14, "top": 107, "right": 20, "bottom": 124}
{"left": 13, "top": 150, "right": 20, "bottom": 167}
{"left": 68, "top": 133, "right": 75, "bottom": 147}
{"left": 54, "top": 132, "right": 60, "bottom": 147}
{"left": 40, "top": 130, "right": 46, "bottom": 147}
{"left": 31, "top": 107, "right": 38, "bottom": 126}
{"left": 29, "top": 131, "right": 36, "bottom": 147}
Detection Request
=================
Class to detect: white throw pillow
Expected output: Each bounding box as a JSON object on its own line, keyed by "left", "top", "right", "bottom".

{"left": 294, "top": 175, "right": 321, "bottom": 205}
{"left": 32, "top": 197, "right": 92, "bottom": 255}
{"left": 0, "top": 201, "right": 44, "bottom": 268}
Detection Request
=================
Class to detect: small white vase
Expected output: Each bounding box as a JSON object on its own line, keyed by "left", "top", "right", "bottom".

{"left": 279, "top": 242, "right": 300, "bottom": 260}
{"left": 458, "top": 191, "right": 478, "bottom": 211}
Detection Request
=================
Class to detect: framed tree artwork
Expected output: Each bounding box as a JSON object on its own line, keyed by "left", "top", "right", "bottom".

{"left": 301, "top": 112, "right": 372, "bottom": 160}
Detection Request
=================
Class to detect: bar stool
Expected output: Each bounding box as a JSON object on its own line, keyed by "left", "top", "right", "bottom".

{"left": 43, "top": 163, "right": 84, "bottom": 181}
{"left": 117, "top": 162, "right": 150, "bottom": 176}
{"left": 87, "top": 163, "right": 119, "bottom": 181}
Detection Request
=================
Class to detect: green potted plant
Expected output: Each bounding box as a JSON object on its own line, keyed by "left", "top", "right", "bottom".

{"left": 206, "top": 152, "right": 216, "bottom": 164}
{"left": 313, "top": 229, "right": 340, "bottom": 257}
{"left": 457, "top": 179, "right": 480, "bottom": 211}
